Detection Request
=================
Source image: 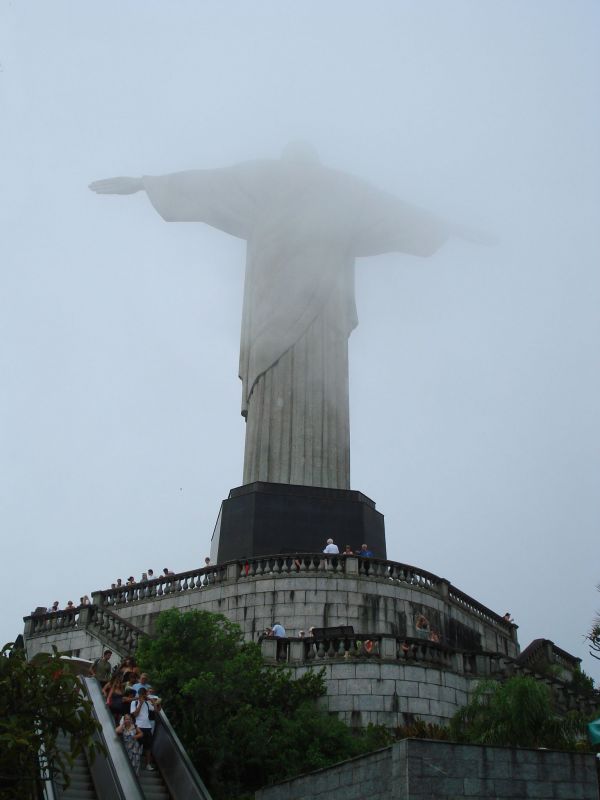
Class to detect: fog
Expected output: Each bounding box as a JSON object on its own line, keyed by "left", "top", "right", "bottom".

{"left": 1, "top": 2, "right": 599, "bottom": 678}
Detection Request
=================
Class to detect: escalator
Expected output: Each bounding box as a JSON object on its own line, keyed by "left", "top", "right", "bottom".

{"left": 44, "top": 677, "right": 211, "bottom": 800}
{"left": 52, "top": 732, "right": 96, "bottom": 799}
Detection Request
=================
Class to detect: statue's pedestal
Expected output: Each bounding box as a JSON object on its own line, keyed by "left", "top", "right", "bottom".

{"left": 211, "top": 482, "right": 386, "bottom": 563}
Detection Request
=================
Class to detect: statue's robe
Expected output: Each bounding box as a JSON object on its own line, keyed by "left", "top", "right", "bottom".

{"left": 143, "top": 160, "right": 448, "bottom": 489}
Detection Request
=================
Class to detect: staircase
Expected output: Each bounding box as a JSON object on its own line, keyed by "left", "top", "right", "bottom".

{"left": 47, "top": 679, "right": 211, "bottom": 800}
{"left": 139, "top": 765, "right": 171, "bottom": 799}
{"left": 53, "top": 733, "right": 97, "bottom": 799}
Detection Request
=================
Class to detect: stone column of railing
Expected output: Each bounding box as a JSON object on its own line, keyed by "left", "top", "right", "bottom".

{"left": 93, "top": 564, "right": 227, "bottom": 607}
{"left": 448, "top": 585, "right": 516, "bottom": 639}
{"left": 273, "top": 632, "right": 518, "bottom": 680}
{"left": 23, "top": 608, "right": 80, "bottom": 636}
{"left": 88, "top": 605, "right": 145, "bottom": 654}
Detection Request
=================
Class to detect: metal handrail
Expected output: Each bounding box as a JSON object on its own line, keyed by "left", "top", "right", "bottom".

{"left": 82, "top": 677, "right": 145, "bottom": 800}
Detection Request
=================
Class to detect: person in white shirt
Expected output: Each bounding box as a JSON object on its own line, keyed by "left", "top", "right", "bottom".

{"left": 323, "top": 538, "right": 339, "bottom": 554}
{"left": 131, "top": 687, "right": 156, "bottom": 771}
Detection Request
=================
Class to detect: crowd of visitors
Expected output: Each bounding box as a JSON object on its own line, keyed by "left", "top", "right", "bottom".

{"left": 90, "top": 652, "right": 162, "bottom": 773}
{"left": 45, "top": 596, "right": 90, "bottom": 613}
{"left": 40, "top": 548, "right": 376, "bottom": 617}
{"left": 321, "top": 539, "right": 374, "bottom": 557}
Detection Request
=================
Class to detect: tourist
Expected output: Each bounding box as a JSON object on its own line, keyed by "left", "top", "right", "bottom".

{"left": 342, "top": 545, "right": 354, "bottom": 555}
{"left": 116, "top": 655, "right": 138, "bottom": 678}
{"left": 132, "top": 672, "right": 151, "bottom": 696}
{"left": 140, "top": 572, "right": 148, "bottom": 582}
{"left": 147, "top": 569, "right": 155, "bottom": 581}
{"left": 131, "top": 686, "right": 156, "bottom": 770}
{"left": 323, "top": 538, "right": 339, "bottom": 554}
{"left": 163, "top": 567, "right": 175, "bottom": 576}
{"left": 90, "top": 649, "right": 113, "bottom": 687}
{"left": 115, "top": 713, "right": 143, "bottom": 775}
{"left": 104, "top": 675, "right": 126, "bottom": 725}
{"left": 48, "top": 601, "right": 59, "bottom": 612}
{"left": 356, "top": 543, "right": 373, "bottom": 557}
{"left": 65, "top": 600, "right": 76, "bottom": 611}
{"left": 80, "top": 595, "right": 90, "bottom": 606}
{"left": 271, "top": 622, "right": 287, "bottom": 662}
{"left": 204, "top": 556, "right": 211, "bottom": 567}
{"left": 127, "top": 576, "right": 136, "bottom": 585}
{"left": 503, "top": 612, "right": 514, "bottom": 623}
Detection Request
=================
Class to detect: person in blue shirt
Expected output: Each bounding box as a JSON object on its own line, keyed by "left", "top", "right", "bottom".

{"left": 271, "top": 622, "right": 286, "bottom": 638}
{"left": 356, "top": 544, "right": 373, "bottom": 557}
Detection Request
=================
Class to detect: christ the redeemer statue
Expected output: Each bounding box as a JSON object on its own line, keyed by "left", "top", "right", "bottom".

{"left": 90, "top": 143, "right": 454, "bottom": 491}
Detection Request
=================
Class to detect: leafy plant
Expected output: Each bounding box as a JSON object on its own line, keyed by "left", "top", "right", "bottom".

{"left": 449, "top": 676, "right": 585, "bottom": 750}
{"left": 0, "top": 643, "right": 102, "bottom": 799}
{"left": 136, "top": 609, "right": 386, "bottom": 798}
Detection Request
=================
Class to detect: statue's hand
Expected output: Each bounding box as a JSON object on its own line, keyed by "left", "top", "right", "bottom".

{"left": 88, "top": 177, "right": 143, "bottom": 195}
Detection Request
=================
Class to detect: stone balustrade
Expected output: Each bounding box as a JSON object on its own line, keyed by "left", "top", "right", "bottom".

{"left": 25, "top": 607, "right": 81, "bottom": 635}
{"left": 90, "top": 553, "right": 511, "bottom": 634}
{"left": 447, "top": 584, "right": 513, "bottom": 631}
{"left": 93, "top": 564, "right": 226, "bottom": 607}
{"left": 24, "top": 604, "right": 145, "bottom": 656}
{"left": 88, "top": 605, "right": 145, "bottom": 654}
{"left": 260, "top": 633, "right": 510, "bottom": 676}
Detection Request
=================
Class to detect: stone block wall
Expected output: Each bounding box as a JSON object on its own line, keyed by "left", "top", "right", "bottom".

{"left": 111, "top": 571, "right": 516, "bottom": 658}
{"left": 393, "top": 739, "right": 598, "bottom": 799}
{"left": 256, "top": 740, "right": 599, "bottom": 800}
{"left": 288, "top": 661, "right": 471, "bottom": 727}
{"left": 255, "top": 747, "right": 392, "bottom": 800}
{"left": 25, "top": 628, "right": 105, "bottom": 662}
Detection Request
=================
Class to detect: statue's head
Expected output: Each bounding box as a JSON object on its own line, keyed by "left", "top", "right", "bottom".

{"left": 281, "top": 140, "right": 320, "bottom": 165}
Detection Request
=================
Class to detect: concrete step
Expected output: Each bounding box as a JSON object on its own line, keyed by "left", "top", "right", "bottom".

{"left": 139, "top": 766, "right": 171, "bottom": 799}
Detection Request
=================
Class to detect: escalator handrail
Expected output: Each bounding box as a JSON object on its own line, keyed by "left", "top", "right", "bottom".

{"left": 153, "top": 708, "right": 213, "bottom": 799}
{"left": 82, "top": 676, "right": 145, "bottom": 800}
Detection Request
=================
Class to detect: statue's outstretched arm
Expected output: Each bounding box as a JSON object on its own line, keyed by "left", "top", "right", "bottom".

{"left": 89, "top": 177, "right": 144, "bottom": 195}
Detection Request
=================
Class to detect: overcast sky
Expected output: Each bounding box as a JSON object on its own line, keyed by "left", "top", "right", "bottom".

{"left": 1, "top": 2, "right": 599, "bottom": 678}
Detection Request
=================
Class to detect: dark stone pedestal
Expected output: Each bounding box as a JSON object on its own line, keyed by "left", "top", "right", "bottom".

{"left": 211, "top": 482, "right": 386, "bottom": 563}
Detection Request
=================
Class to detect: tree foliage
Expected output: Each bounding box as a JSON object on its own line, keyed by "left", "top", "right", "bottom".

{"left": 449, "top": 676, "right": 585, "bottom": 750}
{"left": 586, "top": 588, "right": 600, "bottom": 661}
{"left": 136, "top": 609, "right": 387, "bottom": 799}
{"left": 0, "top": 642, "right": 102, "bottom": 799}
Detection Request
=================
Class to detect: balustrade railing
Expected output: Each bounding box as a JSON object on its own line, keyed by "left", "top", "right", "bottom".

{"left": 73, "top": 554, "right": 509, "bottom": 638}
{"left": 26, "top": 608, "right": 80, "bottom": 635}
{"left": 357, "top": 558, "right": 441, "bottom": 590}
{"left": 23, "top": 604, "right": 145, "bottom": 655}
{"left": 447, "top": 585, "right": 510, "bottom": 629}
{"left": 303, "top": 632, "right": 382, "bottom": 660}
{"left": 88, "top": 606, "right": 145, "bottom": 653}
{"left": 97, "top": 564, "right": 226, "bottom": 607}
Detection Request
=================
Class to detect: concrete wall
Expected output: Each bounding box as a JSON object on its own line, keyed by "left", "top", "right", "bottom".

{"left": 111, "top": 572, "right": 517, "bottom": 657}
{"left": 24, "top": 627, "right": 108, "bottom": 662}
{"left": 256, "top": 739, "right": 599, "bottom": 800}
{"left": 255, "top": 748, "right": 392, "bottom": 800}
{"left": 288, "top": 661, "right": 471, "bottom": 727}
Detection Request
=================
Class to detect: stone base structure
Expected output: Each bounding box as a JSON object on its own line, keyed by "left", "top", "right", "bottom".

{"left": 24, "top": 553, "right": 596, "bottom": 730}
{"left": 211, "top": 482, "right": 387, "bottom": 562}
{"left": 255, "top": 740, "right": 599, "bottom": 800}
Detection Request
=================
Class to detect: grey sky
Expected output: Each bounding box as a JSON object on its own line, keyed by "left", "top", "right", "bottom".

{"left": 1, "top": 2, "right": 599, "bottom": 677}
